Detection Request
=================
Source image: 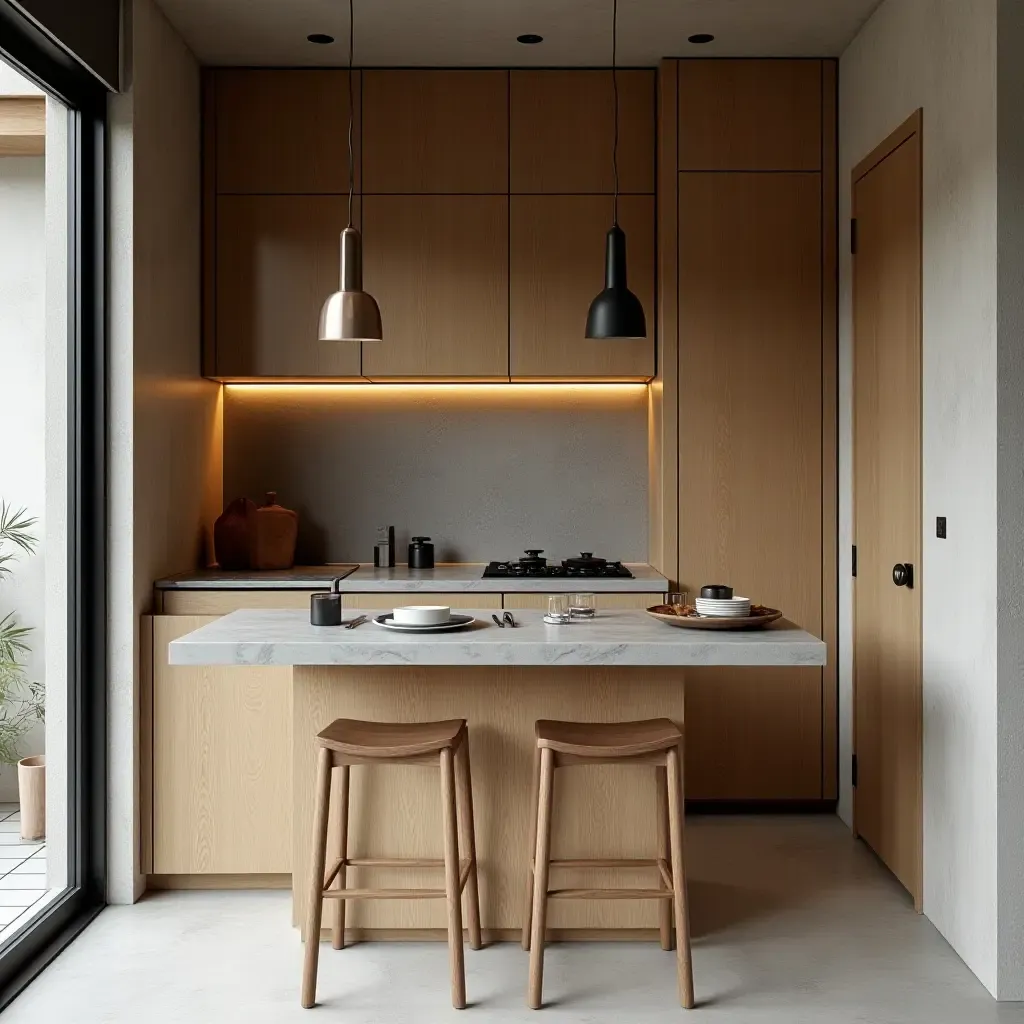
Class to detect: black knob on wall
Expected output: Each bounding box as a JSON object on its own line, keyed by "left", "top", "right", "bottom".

{"left": 892, "top": 563, "right": 914, "bottom": 589}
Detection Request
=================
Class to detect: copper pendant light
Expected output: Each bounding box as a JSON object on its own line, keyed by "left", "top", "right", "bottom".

{"left": 585, "top": 0, "right": 647, "bottom": 341}
{"left": 319, "top": 0, "right": 383, "bottom": 343}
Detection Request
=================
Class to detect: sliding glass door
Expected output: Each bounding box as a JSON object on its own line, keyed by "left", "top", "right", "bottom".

{"left": 0, "top": 1, "right": 106, "bottom": 1006}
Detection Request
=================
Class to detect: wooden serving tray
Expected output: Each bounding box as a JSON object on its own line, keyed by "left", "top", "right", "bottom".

{"left": 645, "top": 606, "right": 784, "bottom": 630}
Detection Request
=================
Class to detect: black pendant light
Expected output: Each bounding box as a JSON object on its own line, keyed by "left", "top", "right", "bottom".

{"left": 319, "top": 0, "right": 383, "bottom": 343}
{"left": 585, "top": 0, "right": 647, "bottom": 340}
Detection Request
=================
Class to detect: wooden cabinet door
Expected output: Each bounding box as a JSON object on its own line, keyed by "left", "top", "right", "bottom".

{"left": 510, "top": 70, "right": 655, "bottom": 194}
{"left": 510, "top": 195, "right": 654, "bottom": 380}
{"left": 214, "top": 195, "right": 362, "bottom": 379}
{"left": 212, "top": 70, "right": 357, "bottom": 194}
{"left": 361, "top": 195, "right": 509, "bottom": 380}
{"left": 362, "top": 71, "right": 508, "bottom": 193}
{"left": 678, "top": 172, "right": 824, "bottom": 800}
{"left": 678, "top": 60, "right": 822, "bottom": 172}
{"left": 151, "top": 616, "right": 292, "bottom": 874}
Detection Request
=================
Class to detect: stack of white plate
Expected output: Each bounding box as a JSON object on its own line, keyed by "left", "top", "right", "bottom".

{"left": 694, "top": 596, "right": 751, "bottom": 618}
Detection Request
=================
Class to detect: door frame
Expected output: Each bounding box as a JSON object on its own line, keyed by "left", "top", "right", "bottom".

{"left": 850, "top": 108, "right": 924, "bottom": 908}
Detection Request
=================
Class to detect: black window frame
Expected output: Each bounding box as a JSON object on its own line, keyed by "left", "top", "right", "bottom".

{"left": 0, "top": 0, "right": 108, "bottom": 1007}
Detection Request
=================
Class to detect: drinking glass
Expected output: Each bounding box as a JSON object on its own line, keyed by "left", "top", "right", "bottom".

{"left": 569, "top": 592, "right": 596, "bottom": 619}
{"left": 668, "top": 591, "right": 689, "bottom": 608}
{"left": 546, "top": 595, "right": 571, "bottom": 623}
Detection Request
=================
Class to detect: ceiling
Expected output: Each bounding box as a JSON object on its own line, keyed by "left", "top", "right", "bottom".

{"left": 155, "top": 0, "right": 883, "bottom": 67}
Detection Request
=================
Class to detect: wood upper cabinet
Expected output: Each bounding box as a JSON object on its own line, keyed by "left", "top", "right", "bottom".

{"left": 211, "top": 70, "right": 358, "bottom": 194}
{"left": 510, "top": 70, "right": 655, "bottom": 193}
{"left": 678, "top": 60, "right": 822, "bottom": 171}
{"left": 362, "top": 71, "right": 508, "bottom": 193}
{"left": 214, "top": 195, "right": 362, "bottom": 379}
{"left": 510, "top": 195, "right": 654, "bottom": 380}
{"left": 361, "top": 195, "right": 509, "bottom": 379}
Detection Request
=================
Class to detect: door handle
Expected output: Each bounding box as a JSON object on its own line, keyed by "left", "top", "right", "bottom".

{"left": 892, "top": 563, "right": 914, "bottom": 589}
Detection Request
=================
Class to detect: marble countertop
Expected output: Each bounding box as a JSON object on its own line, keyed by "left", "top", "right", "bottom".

{"left": 155, "top": 563, "right": 670, "bottom": 594}
{"left": 168, "top": 608, "right": 827, "bottom": 669}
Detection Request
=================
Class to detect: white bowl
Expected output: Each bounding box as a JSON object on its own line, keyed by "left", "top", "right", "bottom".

{"left": 695, "top": 597, "right": 751, "bottom": 618}
{"left": 392, "top": 605, "right": 451, "bottom": 626}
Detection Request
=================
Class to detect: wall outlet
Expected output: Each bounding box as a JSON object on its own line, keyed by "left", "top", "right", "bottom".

{"left": 937, "top": 516, "right": 947, "bottom": 539}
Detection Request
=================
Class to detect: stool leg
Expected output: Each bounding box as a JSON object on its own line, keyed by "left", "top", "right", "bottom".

{"left": 521, "top": 744, "right": 541, "bottom": 951}
{"left": 332, "top": 764, "right": 350, "bottom": 950}
{"left": 528, "top": 747, "right": 555, "bottom": 1009}
{"left": 440, "top": 746, "right": 467, "bottom": 1010}
{"left": 656, "top": 765, "right": 675, "bottom": 951}
{"left": 666, "top": 744, "right": 694, "bottom": 1009}
{"left": 455, "top": 737, "right": 483, "bottom": 950}
{"left": 301, "top": 748, "right": 332, "bottom": 1009}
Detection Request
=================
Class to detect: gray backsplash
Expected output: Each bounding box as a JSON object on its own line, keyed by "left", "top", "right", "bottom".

{"left": 222, "top": 385, "right": 649, "bottom": 564}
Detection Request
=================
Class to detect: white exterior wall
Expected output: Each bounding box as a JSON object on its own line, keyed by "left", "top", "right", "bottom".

{"left": 839, "top": 0, "right": 1002, "bottom": 995}
{"left": 0, "top": 65, "right": 47, "bottom": 802}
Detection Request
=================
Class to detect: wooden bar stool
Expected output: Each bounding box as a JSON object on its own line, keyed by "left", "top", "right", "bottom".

{"left": 521, "top": 718, "right": 694, "bottom": 1010}
{"left": 301, "top": 718, "right": 482, "bottom": 1010}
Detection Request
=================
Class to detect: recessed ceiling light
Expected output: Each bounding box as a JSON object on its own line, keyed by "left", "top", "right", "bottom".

{"left": 517, "top": 33, "right": 544, "bottom": 44}
{"left": 688, "top": 33, "right": 715, "bottom": 44}
{"left": 307, "top": 33, "right": 335, "bottom": 45}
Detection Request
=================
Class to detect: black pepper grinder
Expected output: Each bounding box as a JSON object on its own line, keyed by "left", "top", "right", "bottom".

{"left": 408, "top": 536, "right": 435, "bottom": 569}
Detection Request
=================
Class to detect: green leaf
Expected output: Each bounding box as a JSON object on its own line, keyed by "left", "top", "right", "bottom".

{"left": 0, "top": 503, "right": 37, "bottom": 556}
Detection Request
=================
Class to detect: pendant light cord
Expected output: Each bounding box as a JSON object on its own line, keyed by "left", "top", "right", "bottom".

{"left": 347, "top": 0, "right": 355, "bottom": 228}
{"left": 612, "top": 0, "right": 620, "bottom": 226}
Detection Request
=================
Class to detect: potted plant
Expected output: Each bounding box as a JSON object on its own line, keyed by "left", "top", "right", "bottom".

{"left": 0, "top": 504, "right": 44, "bottom": 840}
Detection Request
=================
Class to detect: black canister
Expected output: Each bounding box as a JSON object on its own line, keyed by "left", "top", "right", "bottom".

{"left": 408, "top": 536, "right": 435, "bottom": 569}
{"left": 310, "top": 577, "right": 345, "bottom": 626}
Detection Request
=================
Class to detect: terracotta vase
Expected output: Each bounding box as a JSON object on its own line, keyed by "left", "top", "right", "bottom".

{"left": 249, "top": 492, "right": 298, "bottom": 570}
{"left": 18, "top": 755, "right": 44, "bottom": 842}
{"left": 214, "top": 497, "right": 257, "bottom": 569}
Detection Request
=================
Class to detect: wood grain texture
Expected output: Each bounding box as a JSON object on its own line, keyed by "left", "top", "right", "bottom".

{"left": 161, "top": 590, "right": 328, "bottom": 615}
{"left": 362, "top": 70, "right": 508, "bottom": 193}
{"left": 678, "top": 60, "right": 822, "bottom": 172}
{"left": 821, "top": 60, "right": 839, "bottom": 800}
{"left": 651, "top": 59, "right": 680, "bottom": 583}
{"left": 678, "top": 171, "right": 824, "bottom": 800}
{"left": 510, "top": 70, "right": 655, "bottom": 194}
{"left": 292, "top": 666, "right": 684, "bottom": 932}
{"left": 852, "top": 114, "right": 922, "bottom": 905}
{"left": 147, "top": 873, "right": 291, "bottom": 890}
{"left": 502, "top": 593, "right": 664, "bottom": 611}
{"left": 362, "top": 195, "right": 509, "bottom": 379}
{"left": 0, "top": 96, "right": 45, "bottom": 156}
{"left": 213, "top": 70, "right": 358, "bottom": 194}
{"left": 152, "top": 616, "right": 293, "bottom": 874}
{"left": 214, "top": 195, "right": 363, "bottom": 379}
{"left": 509, "top": 195, "right": 655, "bottom": 380}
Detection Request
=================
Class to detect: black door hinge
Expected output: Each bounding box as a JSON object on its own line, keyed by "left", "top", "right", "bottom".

{"left": 852, "top": 754, "right": 858, "bottom": 787}
{"left": 851, "top": 218, "right": 858, "bottom": 255}
{"left": 852, "top": 544, "right": 857, "bottom": 577}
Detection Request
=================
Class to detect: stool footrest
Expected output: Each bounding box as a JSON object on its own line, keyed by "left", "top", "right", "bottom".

{"left": 547, "top": 887, "right": 674, "bottom": 900}
{"left": 323, "top": 887, "right": 446, "bottom": 900}
{"left": 320, "top": 859, "right": 473, "bottom": 899}
{"left": 548, "top": 858, "right": 661, "bottom": 870}
{"left": 346, "top": 857, "right": 446, "bottom": 868}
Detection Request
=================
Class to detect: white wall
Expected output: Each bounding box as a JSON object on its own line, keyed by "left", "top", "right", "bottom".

{"left": 108, "top": 0, "right": 222, "bottom": 903}
{"left": 839, "top": 0, "right": 1002, "bottom": 995}
{"left": 0, "top": 65, "right": 47, "bottom": 801}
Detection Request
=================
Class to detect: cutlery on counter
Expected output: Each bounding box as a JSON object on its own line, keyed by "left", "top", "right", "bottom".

{"left": 491, "top": 614, "right": 505, "bottom": 628}
{"left": 492, "top": 612, "right": 518, "bottom": 628}
{"left": 345, "top": 615, "right": 367, "bottom": 630}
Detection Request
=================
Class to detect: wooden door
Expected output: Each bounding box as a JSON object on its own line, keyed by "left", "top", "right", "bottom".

{"left": 361, "top": 195, "right": 509, "bottom": 380}
{"left": 510, "top": 194, "right": 655, "bottom": 380}
{"left": 151, "top": 617, "right": 292, "bottom": 875}
{"left": 852, "top": 112, "right": 923, "bottom": 904}
{"left": 214, "top": 195, "right": 362, "bottom": 379}
{"left": 678, "top": 171, "right": 824, "bottom": 800}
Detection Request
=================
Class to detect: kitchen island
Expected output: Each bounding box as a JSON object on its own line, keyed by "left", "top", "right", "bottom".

{"left": 169, "top": 608, "right": 825, "bottom": 939}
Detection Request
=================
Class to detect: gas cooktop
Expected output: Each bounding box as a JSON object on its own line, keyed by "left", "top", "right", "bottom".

{"left": 482, "top": 551, "right": 634, "bottom": 579}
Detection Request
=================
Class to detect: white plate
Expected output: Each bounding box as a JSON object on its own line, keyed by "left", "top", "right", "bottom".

{"left": 373, "top": 613, "right": 476, "bottom": 634}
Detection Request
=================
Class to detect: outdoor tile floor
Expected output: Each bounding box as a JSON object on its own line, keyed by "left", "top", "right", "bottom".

{"left": 0, "top": 803, "right": 51, "bottom": 944}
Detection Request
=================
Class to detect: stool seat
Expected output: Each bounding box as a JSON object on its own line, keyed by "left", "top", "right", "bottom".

{"left": 535, "top": 718, "right": 682, "bottom": 758}
{"left": 317, "top": 718, "right": 466, "bottom": 759}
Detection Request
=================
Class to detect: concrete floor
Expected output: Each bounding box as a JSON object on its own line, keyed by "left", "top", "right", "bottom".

{"left": 5, "top": 816, "right": 1022, "bottom": 1023}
